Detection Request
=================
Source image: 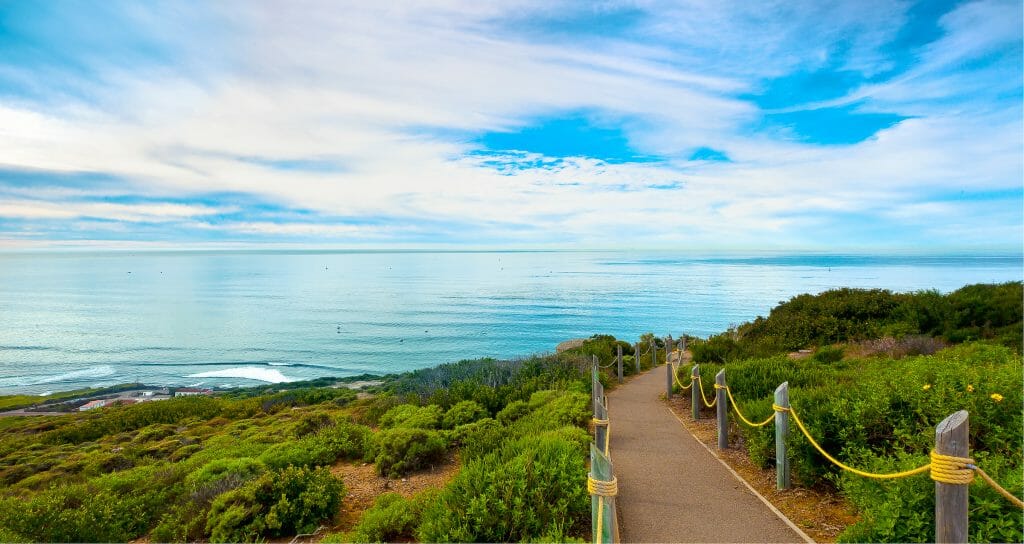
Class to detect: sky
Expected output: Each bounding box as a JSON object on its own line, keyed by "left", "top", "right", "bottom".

{"left": 0, "top": 0, "right": 1021, "bottom": 251}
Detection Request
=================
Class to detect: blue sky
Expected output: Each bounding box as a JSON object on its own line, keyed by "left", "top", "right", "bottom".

{"left": 0, "top": 0, "right": 1021, "bottom": 250}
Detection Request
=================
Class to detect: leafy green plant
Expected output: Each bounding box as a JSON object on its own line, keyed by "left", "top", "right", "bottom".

{"left": 205, "top": 465, "right": 344, "bottom": 542}
{"left": 442, "top": 400, "right": 487, "bottom": 429}
{"left": 370, "top": 428, "right": 447, "bottom": 478}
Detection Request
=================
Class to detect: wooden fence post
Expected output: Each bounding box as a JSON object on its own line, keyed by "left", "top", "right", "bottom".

{"left": 716, "top": 369, "right": 728, "bottom": 449}
{"left": 691, "top": 364, "right": 700, "bottom": 420}
{"left": 650, "top": 339, "right": 656, "bottom": 369}
{"left": 935, "top": 410, "right": 969, "bottom": 543}
{"left": 634, "top": 342, "right": 640, "bottom": 374}
{"left": 775, "top": 382, "right": 790, "bottom": 490}
{"left": 666, "top": 356, "right": 673, "bottom": 398}
{"left": 616, "top": 345, "right": 623, "bottom": 383}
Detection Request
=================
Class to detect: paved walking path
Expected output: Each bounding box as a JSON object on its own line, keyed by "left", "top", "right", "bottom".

{"left": 608, "top": 364, "right": 807, "bottom": 543}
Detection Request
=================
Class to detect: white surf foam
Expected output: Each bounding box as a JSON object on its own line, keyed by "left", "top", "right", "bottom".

{"left": 267, "top": 362, "right": 293, "bottom": 367}
{"left": 186, "top": 366, "right": 295, "bottom": 383}
{"left": 0, "top": 365, "right": 117, "bottom": 388}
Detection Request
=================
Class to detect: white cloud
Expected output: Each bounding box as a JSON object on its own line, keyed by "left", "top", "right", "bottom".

{"left": 0, "top": 0, "right": 1019, "bottom": 248}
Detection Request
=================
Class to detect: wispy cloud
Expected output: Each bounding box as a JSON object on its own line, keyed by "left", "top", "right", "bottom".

{"left": 0, "top": 0, "right": 1019, "bottom": 250}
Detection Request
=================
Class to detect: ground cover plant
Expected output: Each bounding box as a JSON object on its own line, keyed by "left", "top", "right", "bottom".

{"left": 0, "top": 353, "right": 594, "bottom": 543}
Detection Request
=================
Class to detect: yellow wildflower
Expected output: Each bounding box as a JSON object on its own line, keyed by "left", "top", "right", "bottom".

{"left": 967, "top": 384, "right": 974, "bottom": 392}
{"left": 922, "top": 384, "right": 931, "bottom": 391}
{"left": 991, "top": 393, "right": 1004, "bottom": 402}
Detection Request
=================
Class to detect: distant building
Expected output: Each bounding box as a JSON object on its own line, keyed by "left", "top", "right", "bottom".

{"left": 174, "top": 387, "right": 213, "bottom": 397}
{"left": 79, "top": 399, "right": 107, "bottom": 411}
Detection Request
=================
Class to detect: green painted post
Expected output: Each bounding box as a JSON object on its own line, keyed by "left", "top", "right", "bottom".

{"left": 775, "top": 382, "right": 790, "bottom": 490}
{"left": 691, "top": 364, "right": 700, "bottom": 420}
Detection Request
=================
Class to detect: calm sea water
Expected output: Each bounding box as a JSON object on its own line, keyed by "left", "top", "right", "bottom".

{"left": 0, "top": 250, "right": 1020, "bottom": 395}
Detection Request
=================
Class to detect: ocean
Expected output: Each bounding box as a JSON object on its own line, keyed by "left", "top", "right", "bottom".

{"left": 0, "top": 250, "right": 1020, "bottom": 395}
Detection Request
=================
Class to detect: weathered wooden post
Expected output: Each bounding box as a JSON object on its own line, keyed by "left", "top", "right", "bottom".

{"left": 716, "top": 369, "right": 728, "bottom": 449}
{"left": 691, "top": 364, "right": 700, "bottom": 420}
{"left": 775, "top": 382, "right": 790, "bottom": 490}
{"left": 634, "top": 342, "right": 640, "bottom": 374}
{"left": 616, "top": 345, "right": 623, "bottom": 383}
{"left": 666, "top": 355, "right": 673, "bottom": 398}
{"left": 935, "top": 410, "right": 969, "bottom": 543}
{"left": 651, "top": 339, "right": 657, "bottom": 368}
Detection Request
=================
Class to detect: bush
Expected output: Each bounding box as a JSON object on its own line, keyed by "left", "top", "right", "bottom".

{"left": 370, "top": 428, "right": 447, "bottom": 478}
{"left": 378, "top": 404, "right": 442, "bottom": 430}
{"left": 813, "top": 345, "right": 844, "bottom": 363}
{"left": 417, "top": 433, "right": 588, "bottom": 542}
{"left": 496, "top": 400, "right": 530, "bottom": 425}
{"left": 259, "top": 421, "right": 370, "bottom": 469}
{"left": 205, "top": 465, "right": 344, "bottom": 542}
{"left": 327, "top": 491, "right": 436, "bottom": 543}
{"left": 442, "top": 400, "right": 487, "bottom": 429}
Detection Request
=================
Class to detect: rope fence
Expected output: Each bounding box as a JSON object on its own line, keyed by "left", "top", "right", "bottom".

{"left": 589, "top": 361, "right": 618, "bottom": 544}
{"left": 668, "top": 359, "right": 1023, "bottom": 542}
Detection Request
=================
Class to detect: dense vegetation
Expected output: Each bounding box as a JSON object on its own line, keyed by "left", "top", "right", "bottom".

{"left": 691, "top": 282, "right": 1022, "bottom": 363}
{"left": 0, "top": 355, "right": 594, "bottom": 543}
{"left": 682, "top": 334, "right": 1022, "bottom": 539}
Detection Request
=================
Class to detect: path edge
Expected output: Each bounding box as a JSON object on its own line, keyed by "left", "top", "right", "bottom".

{"left": 665, "top": 407, "right": 816, "bottom": 544}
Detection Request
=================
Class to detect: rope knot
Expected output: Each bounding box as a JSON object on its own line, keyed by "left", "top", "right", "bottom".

{"left": 591, "top": 417, "right": 609, "bottom": 426}
{"left": 772, "top": 404, "right": 789, "bottom": 412}
{"left": 587, "top": 475, "right": 618, "bottom": 496}
{"left": 713, "top": 384, "right": 726, "bottom": 389}
{"left": 930, "top": 451, "right": 976, "bottom": 485}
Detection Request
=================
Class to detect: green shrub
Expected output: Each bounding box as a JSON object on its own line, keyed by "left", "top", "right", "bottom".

{"left": 328, "top": 490, "right": 437, "bottom": 543}
{"left": 205, "top": 465, "right": 344, "bottom": 542}
{"left": 496, "top": 400, "right": 530, "bottom": 425}
{"left": 417, "top": 433, "right": 588, "bottom": 542}
{"left": 259, "top": 421, "right": 371, "bottom": 469}
{"left": 813, "top": 345, "right": 844, "bottom": 363}
{"left": 378, "top": 404, "right": 442, "bottom": 430}
{"left": 371, "top": 428, "right": 447, "bottom": 478}
{"left": 452, "top": 418, "right": 504, "bottom": 461}
{"left": 442, "top": 400, "right": 487, "bottom": 429}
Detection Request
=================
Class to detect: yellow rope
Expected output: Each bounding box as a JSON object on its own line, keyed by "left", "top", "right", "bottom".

{"left": 929, "top": 451, "right": 975, "bottom": 485}
{"left": 587, "top": 474, "right": 619, "bottom": 496}
{"left": 783, "top": 404, "right": 931, "bottom": 480}
{"left": 589, "top": 474, "right": 618, "bottom": 543}
{"left": 671, "top": 364, "right": 692, "bottom": 390}
{"left": 695, "top": 375, "right": 717, "bottom": 407}
{"left": 723, "top": 386, "right": 775, "bottom": 427}
{"left": 975, "top": 466, "right": 1024, "bottom": 509}
{"left": 715, "top": 386, "right": 1024, "bottom": 508}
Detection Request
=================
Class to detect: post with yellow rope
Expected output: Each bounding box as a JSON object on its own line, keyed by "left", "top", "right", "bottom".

{"left": 616, "top": 345, "right": 623, "bottom": 384}
{"left": 633, "top": 342, "right": 640, "bottom": 374}
{"left": 665, "top": 355, "right": 673, "bottom": 398}
{"left": 589, "top": 443, "right": 618, "bottom": 544}
{"left": 935, "top": 410, "right": 968, "bottom": 543}
{"left": 715, "top": 369, "right": 728, "bottom": 450}
{"left": 690, "top": 365, "right": 700, "bottom": 420}
{"left": 775, "top": 382, "right": 790, "bottom": 490}
{"left": 650, "top": 339, "right": 656, "bottom": 369}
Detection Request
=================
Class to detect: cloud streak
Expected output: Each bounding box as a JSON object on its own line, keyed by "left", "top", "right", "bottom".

{"left": 0, "top": 0, "right": 1020, "bottom": 250}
